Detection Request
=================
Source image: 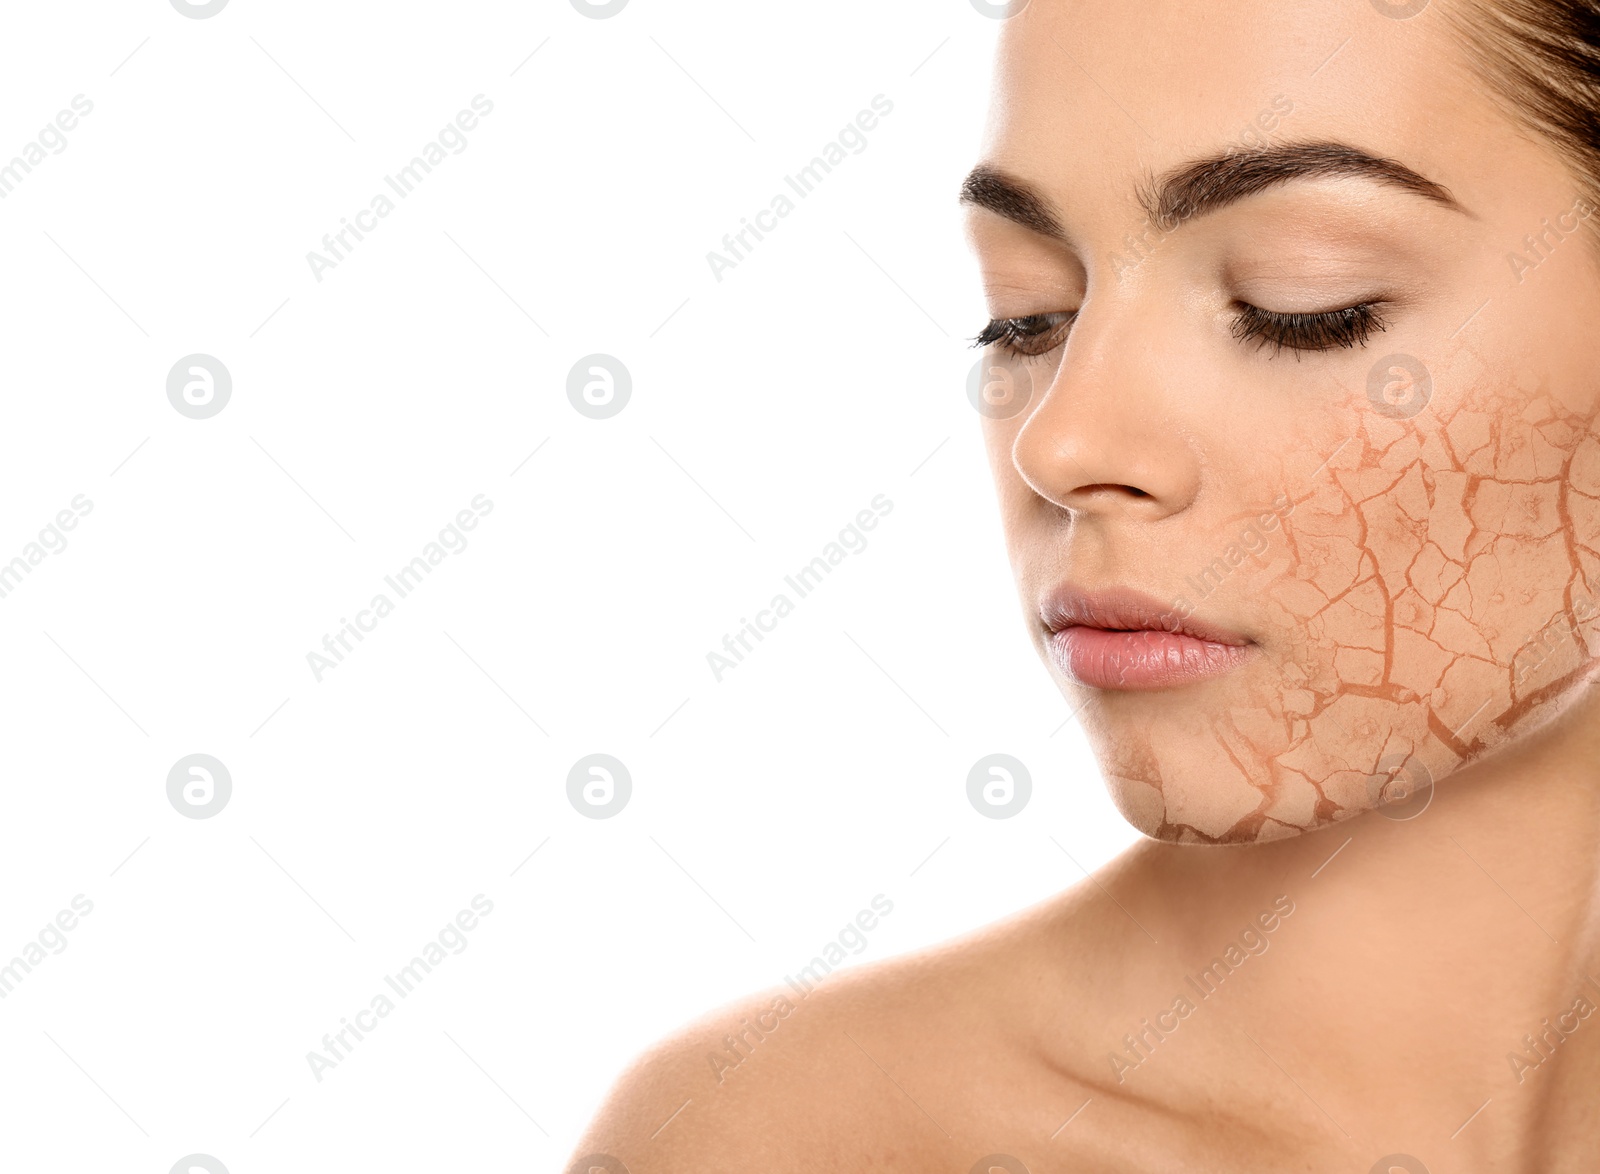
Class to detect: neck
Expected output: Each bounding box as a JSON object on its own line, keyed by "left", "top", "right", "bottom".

{"left": 1122, "top": 691, "right": 1600, "bottom": 1170}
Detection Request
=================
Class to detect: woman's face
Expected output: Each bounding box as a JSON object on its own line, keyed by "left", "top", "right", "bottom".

{"left": 968, "top": 0, "right": 1600, "bottom": 843}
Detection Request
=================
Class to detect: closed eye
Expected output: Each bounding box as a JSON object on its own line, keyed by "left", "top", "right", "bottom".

{"left": 1231, "top": 301, "right": 1387, "bottom": 356}
{"left": 975, "top": 302, "right": 1386, "bottom": 361}
{"left": 972, "top": 311, "right": 1076, "bottom": 358}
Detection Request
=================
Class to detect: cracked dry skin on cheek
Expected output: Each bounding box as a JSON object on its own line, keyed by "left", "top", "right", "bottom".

{"left": 1068, "top": 347, "right": 1600, "bottom": 845}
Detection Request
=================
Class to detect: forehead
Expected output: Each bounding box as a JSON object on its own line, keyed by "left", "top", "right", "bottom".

{"left": 981, "top": 0, "right": 1502, "bottom": 222}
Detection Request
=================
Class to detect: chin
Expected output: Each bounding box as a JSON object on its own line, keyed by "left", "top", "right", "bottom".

{"left": 1069, "top": 656, "right": 1443, "bottom": 844}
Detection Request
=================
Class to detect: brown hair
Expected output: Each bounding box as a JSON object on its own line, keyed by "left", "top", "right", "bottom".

{"left": 1448, "top": 1, "right": 1600, "bottom": 207}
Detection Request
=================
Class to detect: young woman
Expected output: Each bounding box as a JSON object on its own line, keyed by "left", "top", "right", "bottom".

{"left": 572, "top": 2, "right": 1600, "bottom": 1169}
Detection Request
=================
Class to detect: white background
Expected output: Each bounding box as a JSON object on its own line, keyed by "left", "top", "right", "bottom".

{"left": 0, "top": 1, "right": 1135, "bottom": 1169}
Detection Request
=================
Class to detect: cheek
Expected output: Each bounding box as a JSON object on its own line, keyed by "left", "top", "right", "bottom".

{"left": 1262, "top": 341, "right": 1599, "bottom": 773}
{"left": 1089, "top": 346, "right": 1600, "bottom": 845}
{"left": 987, "top": 288, "right": 1600, "bottom": 847}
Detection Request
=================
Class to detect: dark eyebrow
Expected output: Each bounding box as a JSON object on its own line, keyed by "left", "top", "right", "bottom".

{"left": 960, "top": 164, "right": 1068, "bottom": 240}
{"left": 960, "top": 141, "right": 1463, "bottom": 239}
{"left": 1143, "top": 140, "right": 1463, "bottom": 229}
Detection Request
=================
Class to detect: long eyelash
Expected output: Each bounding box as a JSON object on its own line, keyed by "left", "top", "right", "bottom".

{"left": 971, "top": 312, "right": 1076, "bottom": 358}
{"left": 972, "top": 319, "right": 1016, "bottom": 348}
{"left": 1232, "top": 302, "right": 1387, "bottom": 357}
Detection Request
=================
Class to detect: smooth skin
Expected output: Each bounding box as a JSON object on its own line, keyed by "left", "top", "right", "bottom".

{"left": 573, "top": 2, "right": 1600, "bottom": 1169}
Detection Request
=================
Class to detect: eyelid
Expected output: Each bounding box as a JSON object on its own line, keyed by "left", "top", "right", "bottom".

{"left": 973, "top": 294, "right": 1387, "bottom": 362}
{"left": 974, "top": 311, "right": 1076, "bottom": 358}
{"left": 1231, "top": 300, "right": 1387, "bottom": 355}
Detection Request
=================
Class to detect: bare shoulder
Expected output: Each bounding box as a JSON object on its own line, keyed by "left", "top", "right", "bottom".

{"left": 565, "top": 890, "right": 1105, "bottom": 1174}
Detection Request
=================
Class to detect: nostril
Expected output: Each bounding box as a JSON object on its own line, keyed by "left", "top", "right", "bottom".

{"left": 1076, "top": 483, "right": 1152, "bottom": 499}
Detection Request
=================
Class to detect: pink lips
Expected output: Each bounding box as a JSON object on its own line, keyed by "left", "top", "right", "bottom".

{"left": 1040, "top": 586, "right": 1255, "bottom": 691}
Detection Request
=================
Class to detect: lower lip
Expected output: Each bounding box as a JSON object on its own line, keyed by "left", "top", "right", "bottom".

{"left": 1048, "top": 627, "right": 1254, "bottom": 690}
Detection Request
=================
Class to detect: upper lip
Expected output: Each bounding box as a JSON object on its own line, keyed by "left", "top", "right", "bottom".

{"left": 1039, "top": 584, "right": 1251, "bottom": 646}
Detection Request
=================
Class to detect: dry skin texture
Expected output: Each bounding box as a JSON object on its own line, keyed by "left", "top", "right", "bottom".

{"left": 1088, "top": 347, "right": 1600, "bottom": 843}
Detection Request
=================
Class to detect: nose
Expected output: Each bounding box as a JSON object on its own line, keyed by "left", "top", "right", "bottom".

{"left": 1008, "top": 304, "right": 1202, "bottom": 520}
